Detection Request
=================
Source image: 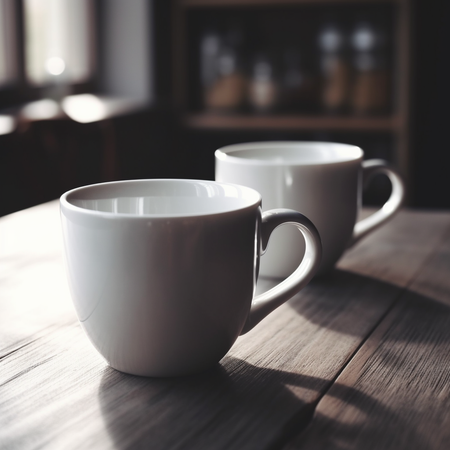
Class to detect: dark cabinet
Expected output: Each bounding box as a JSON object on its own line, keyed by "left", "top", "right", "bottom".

{"left": 172, "top": 0, "right": 411, "bottom": 205}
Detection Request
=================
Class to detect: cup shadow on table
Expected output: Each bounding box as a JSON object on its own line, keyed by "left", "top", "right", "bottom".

{"left": 97, "top": 354, "right": 433, "bottom": 450}
{"left": 286, "top": 274, "right": 450, "bottom": 448}
{"left": 261, "top": 268, "right": 450, "bottom": 343}
{"left": 98, "top": 270, "right": 450, "bottom": 449}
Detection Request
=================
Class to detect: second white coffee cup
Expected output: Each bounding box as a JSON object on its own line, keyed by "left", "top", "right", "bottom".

{"left": 215, "top": 141, "right": 405, "bottom": 278}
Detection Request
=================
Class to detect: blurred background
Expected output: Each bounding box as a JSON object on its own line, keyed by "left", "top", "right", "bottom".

{"left": 0, "top": 0, "right": 448, "bottom": 217}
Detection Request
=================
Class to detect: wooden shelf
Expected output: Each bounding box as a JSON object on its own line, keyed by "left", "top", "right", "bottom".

{"left": 173, "top": 0, "right": 412, "bottom": 201}
{"left": 180, "top": 0, "right": 400, "bottom": 7}
{"left": 183, "top": 113, "right": 401, "bottom": 131}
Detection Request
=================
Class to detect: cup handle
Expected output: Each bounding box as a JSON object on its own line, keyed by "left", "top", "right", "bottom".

{"left": 240, "top": 209, "right": 322, "bottom": 335}
{"left": 349, "top": 159, "right": 405, "bottom": 247}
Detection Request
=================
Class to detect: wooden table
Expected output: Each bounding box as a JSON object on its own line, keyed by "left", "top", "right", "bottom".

{"left": 1, "top": 201, "right": 450, "bottom": 449}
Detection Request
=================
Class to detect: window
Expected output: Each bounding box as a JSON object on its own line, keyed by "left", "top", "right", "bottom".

{"left": 0, "top": 0, "right": 17, "bottom": 88}
{"left": 0, "top": 0, "right": 95, "bottom": 98}
{"left": 24, "top": 0, "right": 94, "bottom": 86}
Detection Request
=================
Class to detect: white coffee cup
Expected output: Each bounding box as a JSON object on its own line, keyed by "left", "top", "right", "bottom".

{"left": 60, "top": 179, "right": 321, "bottom": 377}
{"left": 215, "top": 141, "right": 405, "bottom": 278}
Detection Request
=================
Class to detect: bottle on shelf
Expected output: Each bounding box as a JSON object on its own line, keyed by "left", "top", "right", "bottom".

{"left": 201, "top": 23, "right": 248, "bottom": 113}
{"left": 247, "top": 51, "right": 279, "bottom": 113}
{"left": 350, "top": 19, "right": 390, "bottom": 115}
{"left": 200, "top": 26, "right": 221, "bottom": 101}
{"left": 317, "top": 21, "right": 351, "bottom": 114}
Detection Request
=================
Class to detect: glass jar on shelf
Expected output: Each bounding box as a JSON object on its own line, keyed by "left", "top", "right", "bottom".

{"left": 247, "top": 51, "right": 279, "bottom": 114}
{"left": 200, "top": 23, "right": 248, "bottom": 113}
{"left": 350, "top": 19, "right": 390, "bottom": 115}
{"left": 317, "top": 21, "right": 351, "bottom": 114}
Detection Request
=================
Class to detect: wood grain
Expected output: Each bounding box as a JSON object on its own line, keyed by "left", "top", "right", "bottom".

{"left": 0, "top": 202, "right": 76, "bottom": 356}
{"left": 286, "top": 222, "right": 450, "bottom": 449}
{"left": 1, "top": 204, "right": 449, "bottom": 449}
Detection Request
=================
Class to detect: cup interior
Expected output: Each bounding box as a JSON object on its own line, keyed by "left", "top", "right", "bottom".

{"left": 216, "top": 141, "right": 363, "bottom": 165}
{"left": 62, "top": 179, "right": 261, "bottom": 217}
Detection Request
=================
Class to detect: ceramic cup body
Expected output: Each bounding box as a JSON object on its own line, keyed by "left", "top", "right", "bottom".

{"left": 215, "top": 142, "right": 405, "bottom": 278}
{"left": 60, "top": 179, "right": 321, "bottom": 377}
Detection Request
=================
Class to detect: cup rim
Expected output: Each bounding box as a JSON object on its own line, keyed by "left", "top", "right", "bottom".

{"left": 60, "top": 179, "right": 262, "bottom": 219}
{"left": 215, "top": 141, "right": 364, "bottom": 166}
